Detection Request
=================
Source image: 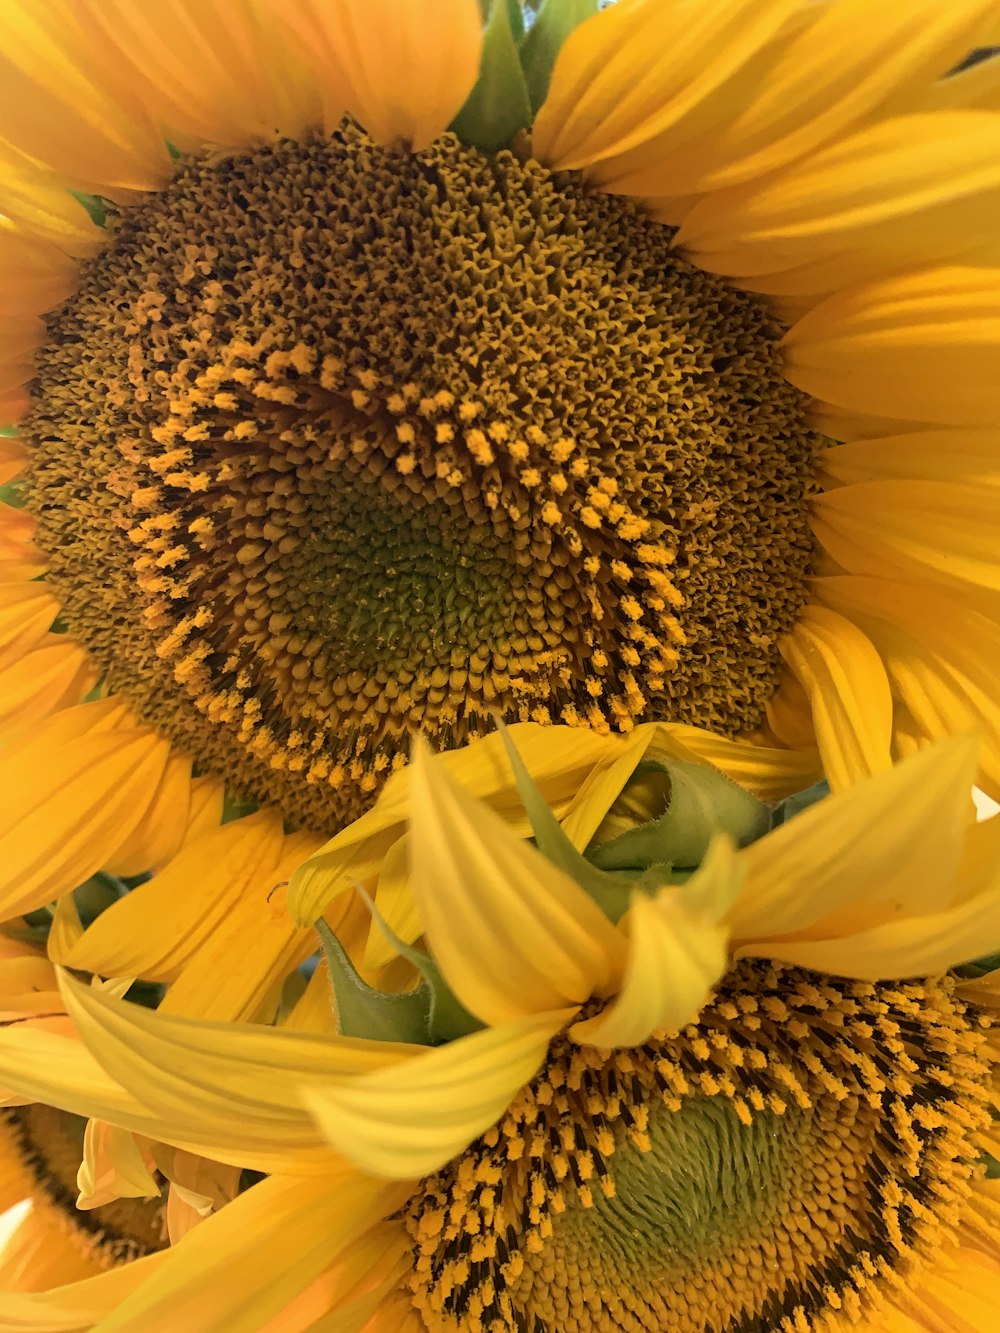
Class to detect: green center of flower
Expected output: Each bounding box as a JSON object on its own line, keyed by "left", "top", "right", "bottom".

{"left": 402, "top": 964, "right": 991, "bottom": 1333}
{"left": 1, "top": 1105, "right": 165, "bottom": 1265}
{"left": 24, "top": 124, "right": 817, "bottom": 832}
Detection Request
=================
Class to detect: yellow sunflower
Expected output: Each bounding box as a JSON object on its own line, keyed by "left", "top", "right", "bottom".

{"left": 2, "top": 0, "right": 1000, "bottom": 951}
{"left": 0, "top": 730, "right": 998, "bottom": 1330}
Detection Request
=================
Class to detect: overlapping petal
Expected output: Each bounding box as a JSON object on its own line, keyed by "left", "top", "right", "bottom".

{"left": 730, "top": 734, "right": 980, "bottom": 947}
{"left": 304, "top": 1008, "right": 571, "bottom": 1179}
{"left": 408, "top": 737, "right": 626, "bottom": 1023}
{"left": 778, "top": 604, "right": 893, "bottom": 789}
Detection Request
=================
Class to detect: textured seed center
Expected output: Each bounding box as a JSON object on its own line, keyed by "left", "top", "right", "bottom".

{"left": 25, "top": 127, "right": 818, "bottom": 831}
{"left": 403, "top": 966, "right": 991, "bottom": 1333}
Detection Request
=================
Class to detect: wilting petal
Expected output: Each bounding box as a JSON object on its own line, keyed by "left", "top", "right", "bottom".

{"left": 304, "top": 1008, "right": 572, "bottom": 1179}
{"left": 731, "top": 735, "right": 979, "bottom": 945}
{"left": 76, "top": 1120, "right": 158, "bottom": 1210}
{"left": 289, "top": 723, "right": 626, "bottom": 925}
{"left": 93, "top": 1169, "right": 410, "bottom": 1333}
{"left": 57, "top": 971, "right": 422, "bottom": 1173}
{"left": 572, "top": 838, "right": 742, "bottom": 1048}
{"left": 409, "top": 738, "right": 626, "bottom": 1023}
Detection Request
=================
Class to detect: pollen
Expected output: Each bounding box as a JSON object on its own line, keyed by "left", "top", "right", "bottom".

{"left": 24, "top": 126, "right": 817, "bottom": 832}
{"left": 402, "top": 964, "right": 994, "bottom": 1333}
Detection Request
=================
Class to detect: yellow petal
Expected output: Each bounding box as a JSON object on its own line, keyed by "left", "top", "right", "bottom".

{"left": 0, "top": 1253, "right": 166, "bottom": 1332}
{"left": 0, "top": 506, "right": 46, "bottom": 579}
{"left": 744, "top": 890, "right": 1000, "bottom": 980}
{"left": 0, "top": 716, "right": 172, "bottom": 920}
{"left": 58, "top": 969, "right": 421, "bottom": 1173}
{"left": 0, "top": 141, "right": 103, "bottom": 254}
{"left": 924, "top": 50, "right": 1000, "bottom": 111}
{"left": 158, "top": 829, "right": 324, "bottom": 1023}
{"left": 0, "top": 639, "right": 95, "bottom": 740}
{"left": 820, "top": 428, "right": 1000, "bottom": 488}
{"left": 584, "top": 0, "right": 999, "bottom": 198}
{"left": 782, "top": 266, "right": 1000, "bottom": 429}
{"left": 304, "top": 1007, "right": 571, "bottom": 1179}
{"left": 0, "top": 582, "right": 59, "bottom": 668}
{"left": 571, "top": 837, "right": 741, "bottom": 1048}
{"left": 0, "top": 437, "right": 25, "bottom": 485}
{"left": 655, "top": 722, "right": 822, "bottom": 800}
{"left": 678, "top": 111, "right": 1000, "bottom": 293}
{"left": 76, "top": 1120, "right": 158, "bottom": 1210}
{"left": 94, "top": 1169, "right": 410, "bottom": 1333}
{"left": 778, "top": 603, "right": 893, "bottom": 790}
{"left": 813, "top": 480, "right": 1000, "bottom": 596}
{"left": 409, "top": 737, "right": 626, "bottom": 1023}
{"left": 272, "top": 0, "right": 482, "bottom": 149}
{"left": 289, "top": 723, "right": 626, "bottom": 925}
{"left": 103, "top": 748, "right": 194, "bottom": 877}
{"left": 0, "top": 0, "right": 171, "bottom": 190}
{"left": 0, "top": 228, "right": 80, "bottom": 315}
{"left": 816, "top": 574, "right": 1000, "bottom": 798}
{"left": 54, "top": 808, "right": 285, "bottom": 980}
{"left": 731, "top": 734, "right": 980, "bottom": 945}
{"left": 83, "top": 0, "right": 320, "bottom": 150}
{"left": 533, "top": 0, "right": 797, "bottom": 171}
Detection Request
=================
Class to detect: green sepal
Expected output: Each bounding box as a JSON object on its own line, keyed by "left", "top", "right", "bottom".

{"left": 955, "top": 951, "right": 1000, "bottom": 980}
{"left": 315, "top": 918, "right": 431, "bottom": 1045}
{"left": 519, "top": 0, "right": 597, "bottom": 110}
{"left": 0, "top": 481, "right": 24, "bottom": 509}
{"left": 769, "top": 780, "right": 830, "bottom": 828}
{"left": 361, "top": 891, "right": 483, "bottom": 1043}
{"left": 496, "top": 721, "right": 633, "bottom": 923}
{"left": 69, "top": 190, "right": 111, "bottom": 228}
{"left": 587, "top": 759, "right": 770, "bottom": 873}
{"left": 73, "top": 873, "right": 127, "bottom": 928}
{"left": 452, "top": 0, "right": 533, "bottom": 151}
{"left": 221, "top": 789, "right": 259, "bottom": 824}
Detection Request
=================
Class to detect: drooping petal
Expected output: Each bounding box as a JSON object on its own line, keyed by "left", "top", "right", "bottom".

{"left": 730, "top": 735, "right": 980, "bottom": 945}
{"left": 745, "top": 890, "right": 1000, "bottom": 980}
{"left": 57, "top": 970, "right": 423, "bottom": 1173}
{"left": 289, "top": 723, "right": 626, "bottom": 925}
{"left": 0, "top": 1253, "right": 166, "bottom": 1332}
{"left": 304, "top": 1007, "right": 571, "bottom": 1179}
{"left": 782, "top": 267, "right": 1000, "bottom": 429}
{"left": 94, "top": 1170, "right": 410, "bottom": 1333}
{"left": 812, "top": 480, "right": 1000, "bottom": 596}
{"left": 778, "top": 603, "right": 893, "bottom": 790}
{"left": 270, "top": 0, "right": 482, "bottom": 149}
{"left": 75, "top": 1120, "right": 158, "bottom": 1211}
{"left": 409, "top": 738, "right": 626, "bottom": 1024}
{"left": 571, "top": 838, "right": 741, "bottom": 1048}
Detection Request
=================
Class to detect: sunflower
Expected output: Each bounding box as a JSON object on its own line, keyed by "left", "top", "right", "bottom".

{"left": 0, "top": 730, "right": 998, "bottom": 1330}
{"left": 2, "top": 0, "right": 1000, "bottom": 948}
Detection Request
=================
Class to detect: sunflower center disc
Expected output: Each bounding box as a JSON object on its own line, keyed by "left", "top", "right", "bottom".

{"left": 402, "top": 964, "right": 991, "bottom": 1333}
{"left": 25, "top": 126, "right": 818, "bottom": 831}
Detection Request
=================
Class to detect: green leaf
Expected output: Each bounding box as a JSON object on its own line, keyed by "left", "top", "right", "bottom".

{"left": 360, "top": 891, "right": 483, "bottom": 1044}
{"left": 496, "top": 721, "right": 633, "bottom": 923}
{"left": 520, "top": 0, "right": 597, "bottom": 110}
{"left": 315, "top": 918, "right": 431, "bottom": 1045}
{"left": 586, "top": 759, "right": 770, "bottom": 873}
{"left": 451, "top": 0, "right": 533, "bottom": 151}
